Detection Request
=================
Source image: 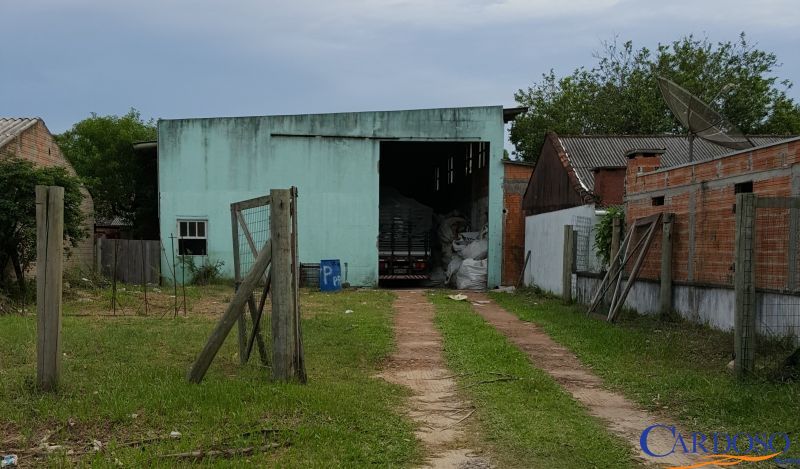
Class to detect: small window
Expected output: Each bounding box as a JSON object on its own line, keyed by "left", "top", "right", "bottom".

{"left": 465, "top": 145, "right": 473, "bottom": 175}
{"left": 652, "top": 196, "right": 665, "bottom": 206}
{"left": 178, "top": 219, "right": 208, "bottom": 255}
{"left": 735, "top": 181, "right": 753, "bottom": 194}
{"left": 434, "top": 167, "right": 440, "bottom": 191}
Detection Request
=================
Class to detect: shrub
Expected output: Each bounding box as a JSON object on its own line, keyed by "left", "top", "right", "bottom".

{"left": 594, "top": 206, "right": 625, "bottom": 268}
{"left": 180, "top": 256, "right": 225, "bottom": 285}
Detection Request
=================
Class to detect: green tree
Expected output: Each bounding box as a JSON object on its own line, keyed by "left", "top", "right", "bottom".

{"left": 56, "top": 109, "right": 157, "bottom": 235}
{"left": 0, "top": 158, "right": 86, "bottom": 295}
{"left": 511, "top": 33, "right": 800, "bottom": 161}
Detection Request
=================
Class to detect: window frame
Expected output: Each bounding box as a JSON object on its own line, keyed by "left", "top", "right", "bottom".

{"left": 177, "top": 219, "right": 208, "bottom": 256}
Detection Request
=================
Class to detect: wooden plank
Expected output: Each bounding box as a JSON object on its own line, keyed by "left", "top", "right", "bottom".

{"left": 245, "top": 269, "right": 271, "bottom": 365}
{"left": 187, "top": 240, "right": 272, "bottom": 383}
{"left": 151, "top": 241, "right": 161, "bottom": 283}
{"left": 633, "top": 213, "right": 662, "bottom": 227}
{"left": 95, "top": 239, "right": 102, "bottom": 274}
{"left": 516, "top": 250, "right": 531, "bottom": 288}
{"left": 36, "top": 186, "right": 64, "bottom": 391}
{"left": 290, "top": 187, "right": 306, "bottom": 383}
{"left": 608, "top": 230, "right": 633, "bottom": 317}
{"left": 231, "top": 195, "right": 272, "bottom": 212}
{"left": 660, "top": 213, "right": 674, "bottom": 315}
{"left": 237, "top": 210, "right": 259, "bottom": 259}
{"left": 587, "top": 225, "right": 634, "bottom": 315}
{"left": 610, "top": 217, "right": 621, "bottom": 270}
{"left": 231, "top": 205, "right": 247, "bottom": 365}
{"left": 608, "top": 214, "right": 662, "bottom": 322}
{"left": 270, "top": 189, "right": 302, "bottom": 382}
{"left": 562, "top": 226, "right": 575, "bottom": 302}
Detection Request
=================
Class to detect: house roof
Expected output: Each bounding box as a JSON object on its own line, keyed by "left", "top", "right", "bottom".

{"left": 555, "top": 134, "right": 790, "bottom": 193}
{"left": 0, "top": 117, "right": 39, "bottom": 148}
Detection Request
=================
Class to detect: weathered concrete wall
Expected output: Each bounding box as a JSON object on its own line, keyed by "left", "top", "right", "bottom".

{"left": 158, "top": 107, "right": 505, "bottom": 287}
{"left": 576, "top": 275, "right": 800, "bottom": 338}
{"left": 524, "top": 204, "right": 599, "bottom": 295}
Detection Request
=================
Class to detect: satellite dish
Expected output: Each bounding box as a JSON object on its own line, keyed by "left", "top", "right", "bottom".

{"left": 657, "top": 77, "right": 753, "bottom": 160}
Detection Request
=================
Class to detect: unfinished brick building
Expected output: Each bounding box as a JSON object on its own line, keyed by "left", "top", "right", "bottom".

{"left": 581, "top": 137, "right": 800, "bottom": 335}
{"left": 0, "top": 118, "right": 95, "bottom": 270}
{"left": 502, "top": 160, "right": 534, "bottom": 285}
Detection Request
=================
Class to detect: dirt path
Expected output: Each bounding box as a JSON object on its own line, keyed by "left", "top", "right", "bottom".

{"left": 379, "top": 290, "right": 490, "bottom": 469}
{"left": 469, "top": 293, "right": 709, "bottom": 468}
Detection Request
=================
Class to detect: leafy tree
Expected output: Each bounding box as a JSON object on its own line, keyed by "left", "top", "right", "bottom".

{"left": 56, "top": 109, "right": 157, "bottom": 236}
{"left": 0, "top": 158, "right": 86, "bottom": 295}
{"left": 511, "top": 33, "right": 800, "bottom": 161}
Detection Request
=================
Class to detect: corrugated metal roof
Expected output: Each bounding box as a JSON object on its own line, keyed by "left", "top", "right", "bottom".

{"left": 0, "top": 117, "right": 39, "bottom": 149}
{"left": 558, "top": 135, "right": 790, "bottom": 192}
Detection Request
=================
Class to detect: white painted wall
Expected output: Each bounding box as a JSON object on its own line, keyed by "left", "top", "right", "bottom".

{"left": 523, "top": 204, "right": 600, "bottom": 295}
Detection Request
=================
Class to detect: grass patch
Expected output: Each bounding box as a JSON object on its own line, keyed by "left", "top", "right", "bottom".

{"left": 0, "top": 288, "right": 419, "bottom": 467}
{"left": 429, "top": 291, "right": 637, "bottom": 468}
{"left": 489, "top": 290, "right": 800, "bottom": 439}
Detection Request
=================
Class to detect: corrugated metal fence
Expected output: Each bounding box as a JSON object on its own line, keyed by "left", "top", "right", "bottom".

{"left": 96, "top": 239, "right": 161, "bottom": 284}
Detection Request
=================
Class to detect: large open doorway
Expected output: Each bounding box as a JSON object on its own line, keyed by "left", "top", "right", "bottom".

{"left": 378, "top": 141, "right": 490, "bottom": 287}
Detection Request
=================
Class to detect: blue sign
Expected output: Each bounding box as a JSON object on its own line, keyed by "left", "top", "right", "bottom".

{"left": 319, "top": 259, "right": 342, "bottom": 292}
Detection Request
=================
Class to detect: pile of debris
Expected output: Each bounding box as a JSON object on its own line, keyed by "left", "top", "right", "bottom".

{"left": 437, "top": 216, "right": 487, "bottom": 290}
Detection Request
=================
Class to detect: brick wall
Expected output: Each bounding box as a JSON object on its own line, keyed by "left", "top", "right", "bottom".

{"left": 625, "top": 139, "right": 800, "bottom": 290}
{"left": 502, "top": 161, "right": 534, "bottom": 285}
{"left": 592, "top": 167, "right": 626, "bottom": 206}
{"left": 0, "top": 120, "right": 95, "bottom": 270}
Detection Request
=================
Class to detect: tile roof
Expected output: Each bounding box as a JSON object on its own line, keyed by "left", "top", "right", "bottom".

{"left": 0, "top": 117, "right": 40, "bottom": 149}
{"left": 556, "top": 135, "right": 791, "bottom": 193}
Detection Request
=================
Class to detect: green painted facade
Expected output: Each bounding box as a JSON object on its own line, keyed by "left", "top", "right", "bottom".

{"left": 158, "top": 106, "right": 505, "bottom": 287}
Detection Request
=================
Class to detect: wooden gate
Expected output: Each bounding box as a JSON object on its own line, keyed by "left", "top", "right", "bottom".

{"left": 188, "top": 188, "right": 305, "bottom": 383}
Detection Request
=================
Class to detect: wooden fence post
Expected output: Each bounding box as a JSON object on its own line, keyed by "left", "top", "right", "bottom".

{"left": 660, "top": 213, "right": 674, "bottom": 315}
{"left": 610, "top": 217, "right": 621, "bottom": 269}
{"left": 562, "top": 225, "right": 575, "bottom": 302}
{"left": 734, "top": 193, "right": 757, "bottom": 378}
{"left": 36, "top": 185, "right": 64, "bottom": 391}
{"left": 270, "top": 189, "right": 303, "bottom": 381}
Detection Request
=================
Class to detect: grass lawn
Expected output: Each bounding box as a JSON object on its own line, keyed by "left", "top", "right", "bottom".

{"left": 0, "top": 287, "right": 419, "bottom": 467}
{"left": 489, "top": 290, "right": 800, "bottom": 443}
{"left": 429, "top": 291, "right": 638, "bottom": 469}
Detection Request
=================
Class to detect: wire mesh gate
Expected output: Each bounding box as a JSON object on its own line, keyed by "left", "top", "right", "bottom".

{"left": 231, "top": 194, "right": 273, "bottom": 365}
{"left": 189, "top": 188, "right": 305, "bottom": 383}
{"left": 735, "top": 194, "right": 800, "bottom": 377}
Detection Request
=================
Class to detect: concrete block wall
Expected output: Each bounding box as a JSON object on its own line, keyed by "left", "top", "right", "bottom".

{"left": 0, "top": 120, "right": 95, "bottom": 271}
{"left": 524, "top": 204, "right": 599, "bottom": 295}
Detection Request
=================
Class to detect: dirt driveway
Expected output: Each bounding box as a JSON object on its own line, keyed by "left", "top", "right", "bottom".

{"left": 468, "top": 293, "right": 714, "bottom": 468}
{"left": 379, "top": 290, "right": 491, "bottom": 469}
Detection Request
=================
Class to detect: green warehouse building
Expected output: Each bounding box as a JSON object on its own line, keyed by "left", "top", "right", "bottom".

{"left": 157, "top": 106, "right": 516, "bottom": 287}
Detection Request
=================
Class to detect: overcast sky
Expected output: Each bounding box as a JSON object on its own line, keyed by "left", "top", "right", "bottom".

{"left": 2, "top": 0, "right": 799, "bottom": 136}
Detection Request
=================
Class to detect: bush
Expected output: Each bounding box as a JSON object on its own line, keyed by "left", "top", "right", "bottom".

{"left": 180, "top": 256, "right": 225, "bottom": 285}
{"left": 594, "top": 206, "right": 625, "bottom": 268}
